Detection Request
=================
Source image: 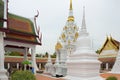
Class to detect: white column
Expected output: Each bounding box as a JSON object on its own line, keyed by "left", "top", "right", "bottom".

{"left": 0, "top": 32, "right": 8, "bottom": 80}
{"left": 106, "top": 63, "right": 109, "bottom": 70}
{"left": 7, "top": 63, "right": 10, "bottom": 69}
{"left": 3, "top": 0, "right": 7, "bottom": 28}
{"left": 39, "top": 63, "right": 41, "bottom": 70}
{"left": 31, "top": 47, "right": 38, "bottom": 74}
{"left": 16, "top": 63, "right": 19, "bottom": 69}
{"left": 24, "top": 48, "right": 28, "bottom": 61}
{"left": 24, "top": 64, "right": 26, "bottom": 70}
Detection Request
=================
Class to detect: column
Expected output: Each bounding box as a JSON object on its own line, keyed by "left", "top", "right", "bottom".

{"left": 24, "top": 48, "right": 28, "bottom": 61}
{"left": 24, "top": 64, "right": 26, "bottom": 70}
{"left": 106, "top": 63, "right": 109, "bottom": 70}
{"left": 16, "top": 63, "right": 19, "bottom": 69}
{"left": 3, "top": 0, "right": 8, "bottom": 28}
{"left": 39, "top": 63, "right": 41, "bottom": 70}
{"left": 7, "top": 63, "right": 10, "bottom": 69}
{"left": 31, "top": 47, "right": 38, "bottom": 74}
{"left": 0, "top": 32, "right": 8, "bottom": 80}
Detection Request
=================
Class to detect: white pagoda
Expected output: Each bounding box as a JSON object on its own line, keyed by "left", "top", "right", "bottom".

{"left": 65, "top": 6, "right": 104, "bottom": 80}
{"left": 59, "top": 0, "right": 79, "bottom": 56}
{"left": 54, "top": 0, "right": 79, "bottom": 76}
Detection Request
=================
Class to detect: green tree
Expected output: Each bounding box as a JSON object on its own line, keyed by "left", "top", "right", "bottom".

{"left": 96, "top": 50, "right": 100, "bottom": 54}
{"left": 22, "top": 60, "right": 31, "bottom": 65}
{"left": 8, "top": 51, "right": 21, "bottom": 56}
{"left": 51, "top": 52, "right": 56, "bottom": 58}
{"left": 45, "top": 52, "right": 48, "bottom": 58}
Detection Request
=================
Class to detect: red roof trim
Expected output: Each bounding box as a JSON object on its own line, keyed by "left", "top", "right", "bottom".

{"left": 5, "top": 45, "right": 25, "bottom": 49}
{"left": 4, "top": 37, "right": 41, "bottom": 45}
{"left": 7, "top": 29, "right": 38, "bottom": 37}
{"left": 0, "top": 28, "right": 9, "bottom": 32}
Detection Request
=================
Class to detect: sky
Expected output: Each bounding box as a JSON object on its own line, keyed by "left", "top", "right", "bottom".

{"left": 8, "top": 0, "right": 120, "bottom": 54}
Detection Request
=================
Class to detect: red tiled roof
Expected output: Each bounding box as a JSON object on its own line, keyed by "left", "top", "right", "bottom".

{"left": 5, "top": 56, "right": 55, "bottom": 63}
{"left": 4, "top": 13, "right": 41, "bottom": 45}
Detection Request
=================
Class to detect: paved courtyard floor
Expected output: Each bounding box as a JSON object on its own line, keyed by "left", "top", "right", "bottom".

{"left": 36, "top": 73, "right": 120, "bottom": 80}
{"left": 101, "top": 73, "right": 120, "bottom": 80}
{"left": 36, "top": 74, "right": 64, "bottom": 80}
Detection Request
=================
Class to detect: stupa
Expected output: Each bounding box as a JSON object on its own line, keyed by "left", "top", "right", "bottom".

{"left": 44, "top": 54, "right": 53, "bottom": 74}
{"left": 59, "top": 0, "right": 79, "bottom": 56}
{"left": 65, "top": 6, "right": 104, "bottom": 80}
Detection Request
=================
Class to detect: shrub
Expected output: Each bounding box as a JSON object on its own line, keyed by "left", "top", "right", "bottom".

{"left": 11, "top": 70, "right": 36, "bottom": 80}
{"left": 106, "top": 76, "right": 117, "bottom": 80}
{"left": 22, "top": 60, "right": 31, "bottom": 65}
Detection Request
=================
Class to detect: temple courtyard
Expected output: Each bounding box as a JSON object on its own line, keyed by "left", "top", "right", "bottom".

{"left": 35, "top": 73, "right": 120, "bottom": 80}
{"left": 1, "top": 0, "right": 120, "bottom": 80}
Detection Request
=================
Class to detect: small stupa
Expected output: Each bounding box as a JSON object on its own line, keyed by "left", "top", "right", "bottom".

{"left": 52, "top": 53, "right": 61, "bottom": 76}
{"left": 44, "top": 54, "right": 53, "bottom": 74}
{"left": 65, "top": 6, "right": 104, "bottom": 80}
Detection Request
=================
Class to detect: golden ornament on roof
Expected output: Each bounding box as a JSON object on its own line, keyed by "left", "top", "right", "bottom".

{"left": 64, "top": 26, "right": 67, "bottom": 30}
{"left": 62, "top": 33, "right": 66, "bottom": 39}
{"left": 74, "top": 26, "right": 76, "bottom": 30}
{"left": 75, "top": 32, "right": 79, "bottom": 39}
{"left": 68, "top": 40, "right": 71, "bottom": 44}
{"left": 68, "top": 16, "right": 74, "bottom": 21}
{"left": 55, "top": 42, "right": 63, "bottom": 50}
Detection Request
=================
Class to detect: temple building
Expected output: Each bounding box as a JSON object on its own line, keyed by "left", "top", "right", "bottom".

{"left": 0, "top": 0, "right": 42, "bottom": 79}
{"left": 98, "top": 36, "right": 119, "bottom": 72}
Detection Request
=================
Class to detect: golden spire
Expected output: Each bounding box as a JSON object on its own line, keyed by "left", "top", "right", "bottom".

{"left": 70, "top": 0, "right": 73, "bottom": 10}
{"left": 68, "top": 0, "right": 74, "bottom": 21}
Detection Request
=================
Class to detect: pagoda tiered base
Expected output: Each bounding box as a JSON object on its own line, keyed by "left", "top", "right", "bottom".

{"left": 0, "top": 70, "right": 8, "bottom": 80}
{"left": 64, "top": 76, "right": 104, "bottom": 80}
{"left": 65, "top": 49, "right": 104, "bottom": 80}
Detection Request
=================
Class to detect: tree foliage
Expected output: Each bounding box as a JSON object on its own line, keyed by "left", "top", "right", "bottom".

{"left": 7, "top": 51, "right": 21, "bottom": 56}
{"left": 22, "top": 60, "right": 31, "bottom": 65}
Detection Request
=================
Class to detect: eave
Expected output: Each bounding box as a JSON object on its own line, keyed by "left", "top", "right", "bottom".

{"left": 4, "top": 37, "right": 41, "bottom": 45}
{"left": 7, "top": 29, "right": 38, "bottom": 37}
{"left": 98, "top": 57, "right": 116, "bottom": 63}
{"left": 5, "top": 45, "right": 25, "bottom": 49}
{"left": 0, "top": 28, "right": 9, "bottom": 32}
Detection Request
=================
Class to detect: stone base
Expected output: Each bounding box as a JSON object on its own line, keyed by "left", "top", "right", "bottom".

{"left": 64, "top": 76, "right": 104, "bottom": 80}
{"left": 0, "top": 70, "right": 8, "bottom": 80}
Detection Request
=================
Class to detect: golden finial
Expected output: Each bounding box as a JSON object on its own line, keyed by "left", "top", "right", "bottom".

{"left": 70, "top": 0, "right": 73, "bottom": 10}
{"left": 67, "top": 0, "right": 74, "bottom": 21}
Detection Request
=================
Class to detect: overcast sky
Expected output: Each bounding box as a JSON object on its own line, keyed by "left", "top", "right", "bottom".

{"left": 8, "top": 0, "right": 120, "bottom": 54}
